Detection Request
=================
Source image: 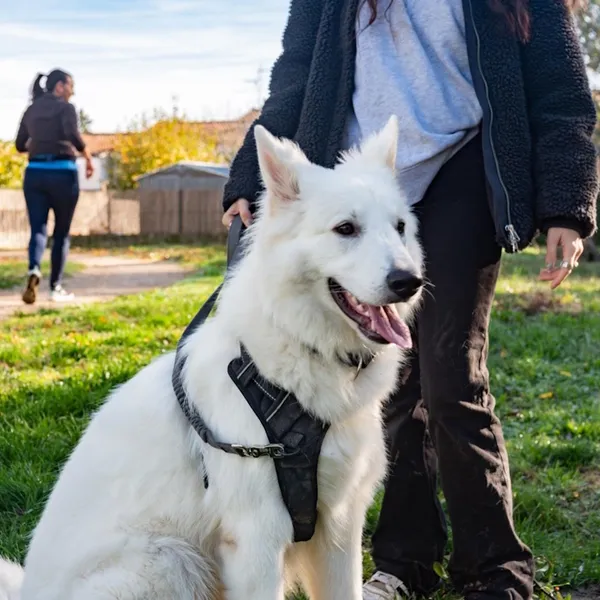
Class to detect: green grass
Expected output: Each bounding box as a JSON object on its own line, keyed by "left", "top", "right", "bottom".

{"left": 70, "top": 241, "right": 228, "bottom": 274}
{"left": 0, "top": 245, "right": 598, "bottom": 599}
{"left": 0, "top": 259, "right": 83, "bottom": 289}
{"left": 68, "top": 235, "right": 228, "bottom": 273}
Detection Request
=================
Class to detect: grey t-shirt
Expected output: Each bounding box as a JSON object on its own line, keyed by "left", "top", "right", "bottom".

{"left": 345, "top": 0, "right": 483, "bottom": 205}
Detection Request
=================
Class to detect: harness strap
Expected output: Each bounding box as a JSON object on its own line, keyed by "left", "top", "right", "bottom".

{"left": 227, "top": 346, "right": 330, "bottom": 542}
{"left": 172, "top": 220, "right": 297, "bottom": 459}
{"left": 172, "top": 355, "right": 286, "bottom": 460}
{"left": 175, "top": 215, "right": 244, "bottom": 354}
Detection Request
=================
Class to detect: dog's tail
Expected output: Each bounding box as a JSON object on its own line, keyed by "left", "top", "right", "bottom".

{"left": 0, "top": 557, "right": 24, "bottom": 600}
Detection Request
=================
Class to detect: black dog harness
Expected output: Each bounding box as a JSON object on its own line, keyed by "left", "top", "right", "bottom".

{"left": 171, "top": 217, "right": 372, "bottom": 542}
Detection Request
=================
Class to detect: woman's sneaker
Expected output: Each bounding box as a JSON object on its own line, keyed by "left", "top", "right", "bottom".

{"left": 363, "top": 571, "right": 411, "bottom": 600}
{"left": 22, "top": 267, "right": 41, "bottom": 305}
{"left": 50, "top": 284, "right": 75, "bottom": 303}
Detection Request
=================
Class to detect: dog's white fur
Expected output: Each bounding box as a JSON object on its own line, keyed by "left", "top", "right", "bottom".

{"left": 0, "top": 559, "right": 22, "bottom": 600}
{"left": 0, "top": 116, "right": 423, "bottom": 600}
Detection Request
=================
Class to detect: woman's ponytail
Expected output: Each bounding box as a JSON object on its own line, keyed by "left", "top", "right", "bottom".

{"left": 31, "top": 73, "right": 46, "bottom": 101}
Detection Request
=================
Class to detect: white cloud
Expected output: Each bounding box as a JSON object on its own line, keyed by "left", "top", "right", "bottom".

{"left": 0, "top": 2, "right": 288, "bottom": 139}
{"left": 151, "top": 0, "right": 200, "bottom": 13}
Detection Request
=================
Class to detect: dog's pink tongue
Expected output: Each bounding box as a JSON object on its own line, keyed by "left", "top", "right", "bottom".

{"left": 366, "top": 305, "right": 412, "bottom": 349}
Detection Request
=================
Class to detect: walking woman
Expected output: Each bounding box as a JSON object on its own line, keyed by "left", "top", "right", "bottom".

{"left": 222, "top": 1, "right": 598, "bottom": 599}
{"left": 15, "top": 69, "right": 94, "bottom": 304}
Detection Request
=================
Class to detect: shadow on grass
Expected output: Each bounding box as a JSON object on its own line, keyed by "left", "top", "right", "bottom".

{"left": 69, "top": 234, "right": 227, "bottom": 250}
{"left": 0, "top": 259, "right": 84, "bottom": 290}
{"left": 495, "top": 248, "right": 600, "bottom": 315}
{"left": 499, "top": 247, "right": 600, "bottom": 279}
{"left": 69, "top": 237, "right": 228, "bottom": 274}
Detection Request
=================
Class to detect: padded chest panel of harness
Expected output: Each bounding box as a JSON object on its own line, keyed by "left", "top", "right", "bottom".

{"left": 228, "top": 348, "right": 330, "bottom": 542}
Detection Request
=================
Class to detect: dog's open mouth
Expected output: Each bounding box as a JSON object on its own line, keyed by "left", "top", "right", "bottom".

{"left": 328, "top": 279, "right": 412, "bottom": 349}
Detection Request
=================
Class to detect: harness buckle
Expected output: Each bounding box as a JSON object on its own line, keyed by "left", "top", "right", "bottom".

{"left": 230, "top": 443, "right": 285, "bottom": 459}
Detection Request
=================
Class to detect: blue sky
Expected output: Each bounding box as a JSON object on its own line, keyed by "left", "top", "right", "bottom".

{"left": 0, "top": 0, "right": 289, "bottom": 139}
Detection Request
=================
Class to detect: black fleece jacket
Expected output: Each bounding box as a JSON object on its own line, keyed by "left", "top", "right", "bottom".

{"left": 223, "top": 0, "right": 598, "bottom": 252}
{"left": 15, "top": 94, "right": 86, "bottom": 160}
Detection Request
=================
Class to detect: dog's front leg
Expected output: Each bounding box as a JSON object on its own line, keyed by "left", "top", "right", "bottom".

{"left": 218, "top": 512, "right": 289, "bottom": 600}
{"left": 301, "top": 509, "right": 365, "bottom": 600}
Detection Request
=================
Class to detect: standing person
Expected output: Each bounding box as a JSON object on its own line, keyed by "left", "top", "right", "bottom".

{"left": 222, "top": 1, "right": 598, "bottom": 599}
{"left": 15, "top": 69, "right": 94, "bottom": 304}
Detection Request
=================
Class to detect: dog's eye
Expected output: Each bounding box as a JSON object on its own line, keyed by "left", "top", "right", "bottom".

{"left": 396, "top": 220, "right": 406, "bottom": 236}
{"left": 334, "top": 222, "right": 357, "bottom": 237}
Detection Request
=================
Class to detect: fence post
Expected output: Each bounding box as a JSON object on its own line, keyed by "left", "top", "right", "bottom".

{"left": 106, "top": 184, "right": 112, "bottom": 235}
{"left": 178, "top": 187, "right": 184, "bottom": 236}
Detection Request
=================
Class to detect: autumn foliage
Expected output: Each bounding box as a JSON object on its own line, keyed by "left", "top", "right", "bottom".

{"left": 0, "top": 141, "right": 27, "bottom": 189}
{"left": 108, "top": 109, "right": 224, "bottom": 190}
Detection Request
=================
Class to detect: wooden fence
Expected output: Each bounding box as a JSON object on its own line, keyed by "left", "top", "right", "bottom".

{"left": 0, "top": 188, "right": 226, "bottom": 249}
{"left": 139, "top": 189, "right": 224, "bottom": 237}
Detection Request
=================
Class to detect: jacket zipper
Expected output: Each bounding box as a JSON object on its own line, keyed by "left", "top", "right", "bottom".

{"left": 467, "top": 0, "right": 520, "bottom": 253}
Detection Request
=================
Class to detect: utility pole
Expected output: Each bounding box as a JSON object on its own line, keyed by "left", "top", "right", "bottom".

{"left": 245, "top": 66, "right": 267, "bottom": 108}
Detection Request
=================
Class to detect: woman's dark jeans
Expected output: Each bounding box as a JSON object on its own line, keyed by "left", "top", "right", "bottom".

{"left": 371, "top": 135, "right": 534, "bottom": 600}
{"left": 23, "top": 168, "right": 79, "bottom": 289}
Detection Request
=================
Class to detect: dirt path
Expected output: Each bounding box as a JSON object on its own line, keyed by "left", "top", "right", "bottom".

{"left": 0, "top": 252, "right": 188, "bottom": 320}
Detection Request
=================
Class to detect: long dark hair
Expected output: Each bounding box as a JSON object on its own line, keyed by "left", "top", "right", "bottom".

{"left": 31, "top": 69, "right": 71, "bottom": 101}
{"left": 363, "top": 0, "right": 585, "bottom": 43}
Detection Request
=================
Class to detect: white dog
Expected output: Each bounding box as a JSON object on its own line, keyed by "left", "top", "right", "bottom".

{"left": 0, "top": 115, "right": 424, "bottom": 600}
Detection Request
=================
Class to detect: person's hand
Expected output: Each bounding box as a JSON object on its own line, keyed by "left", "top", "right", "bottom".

{"left": 85, "top": 158, "right": 94, "bottom": 179}
{"left": 539, "top": 227, "right": 584, "bottom": 289}
{"left": 222, "top": 198, "right": 252, "bottom": 229}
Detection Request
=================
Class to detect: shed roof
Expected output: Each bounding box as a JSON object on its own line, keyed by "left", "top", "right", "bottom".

{"left": 136, "top": 161, "right": 230, "bottom": 181}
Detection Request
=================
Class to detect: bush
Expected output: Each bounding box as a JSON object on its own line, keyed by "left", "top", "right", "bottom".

{"left": 108, "top": 108, "right": 224, "bottom": 190}
{"left": 0, "top": 142, "right": 26, "bottom": 189}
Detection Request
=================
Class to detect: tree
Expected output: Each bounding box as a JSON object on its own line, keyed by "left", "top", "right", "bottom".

{"left": 108, "top": 108, "right": 224, "bottom": 190}
{"left": 576, "top": 0, "right": 600, "bottom": 70}
{"left": 592, "top": 91, "right": 600, "bottom": 146}
{"left": 78, "top": 109, "right": 93, "bottom": 134}
{"left": 0, "top": 142, "right": 26, "bottom": 188}
{"left": 246, "top": 66, "right": 268, "bottom": 109}
{"left": 574, "top": 2, "right": 600, "bottom": 252}
{"left": 586, "top": 91, "right": 599, "bottom": 253}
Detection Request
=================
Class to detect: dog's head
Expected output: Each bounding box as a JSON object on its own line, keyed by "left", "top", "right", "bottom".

{"left": 249, "top": 116, "right": 424, "bottom": 354}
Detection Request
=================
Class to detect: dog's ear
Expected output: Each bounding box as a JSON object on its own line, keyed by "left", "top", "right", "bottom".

{"left": 358, "top": 115, "right": 399, "bottom": 173}
{"left": 254, "top": 124, "right": 306, "bottom": 204}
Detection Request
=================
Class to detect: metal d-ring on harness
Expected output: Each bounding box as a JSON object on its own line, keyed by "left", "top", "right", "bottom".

{"left": 171, "top": 215, "right": 346, "bottom": 542}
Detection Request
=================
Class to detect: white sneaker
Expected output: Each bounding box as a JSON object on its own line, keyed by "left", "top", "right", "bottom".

{"left": 363, "top": 571, "right": 411, "bottom": 600}
{"left": 50, "top": 284, "right": 75, "bottom": 303}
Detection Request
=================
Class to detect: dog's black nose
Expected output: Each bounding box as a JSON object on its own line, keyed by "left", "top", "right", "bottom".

{"left": 386, "top": 269, "right": 422, "bottom": 302}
